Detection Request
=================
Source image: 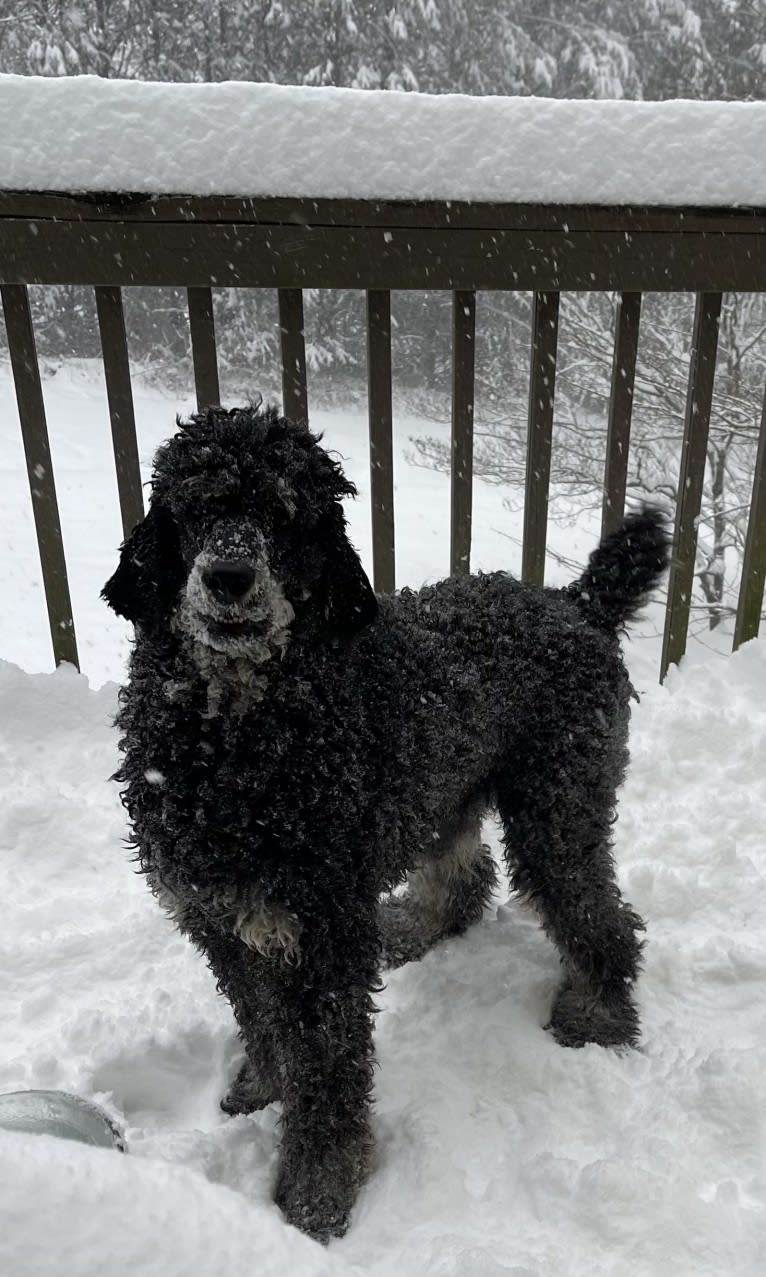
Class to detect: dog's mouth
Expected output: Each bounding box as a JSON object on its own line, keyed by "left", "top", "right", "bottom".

{"left": 184, "top": 598, "right": 295, "bottom": 661}
{"left": 204, "top": 613, "right": 271, "bottom": 640}
{"left": 192, "top": 607, "right": 287, "bottom": 656}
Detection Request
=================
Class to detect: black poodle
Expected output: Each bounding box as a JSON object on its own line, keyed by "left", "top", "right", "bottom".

{"left": 103, "top": 405, "right": 668, "bottom": 1242}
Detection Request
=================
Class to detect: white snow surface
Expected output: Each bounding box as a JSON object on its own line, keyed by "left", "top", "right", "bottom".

{"left": 0, "top": 366, "right": 764, "bottom": 1275}
{"left": 0, "top": 74, "right": 765, "bottom": 206}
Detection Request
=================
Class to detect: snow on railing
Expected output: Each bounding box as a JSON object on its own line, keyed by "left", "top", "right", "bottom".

{"left": 0, "top": 75, "right": 765, "bottom": 206}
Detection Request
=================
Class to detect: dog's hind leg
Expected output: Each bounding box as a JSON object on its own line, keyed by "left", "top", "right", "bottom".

{"left": 220, "top": 1048, "right": 279, "bottom": 1116}
{"left": 218, "top": 968, "right": 281, "bottom": 1114}
{"left": 379, "top": 805, "right": 497, "bottom": 969}
{"left": 184, "top": 923, "right": 281, "bottom": 1113}
{"left": 497, "top": 743, "right": 644, "bottom": 1050}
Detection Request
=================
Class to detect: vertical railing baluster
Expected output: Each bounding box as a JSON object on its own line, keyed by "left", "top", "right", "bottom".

{"left": 522, "top": 290, "right": 560, "bottom": 586}
{"left": 733, "top": 380, "right": 766, "bottom": 650}
{"left": 187, "top": 286, "right": 221, "bottom": 412}
{"left": 602, "top": 291, "right": 642, "bottom": 538}
{"left": 366, "top": 289, "right": 395, "bottom": 593}
{"left": 95, "top": 286, "right": 144, "bottom": 538}
{"left": 1, "top": 284, "right": 79, "bottom": 668}
{"left": 661, "top": 292, "right": 722, "bottom": 681}
{"left": 278, "top": 288, "right": 308, "bottom": 424}
{"left": 450, "top": 290, "right": 476, "bottom": 575}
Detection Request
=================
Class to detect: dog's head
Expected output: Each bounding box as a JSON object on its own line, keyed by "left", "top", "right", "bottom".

{"left": 102, "top": 406, "right": 377, "bottom": 661}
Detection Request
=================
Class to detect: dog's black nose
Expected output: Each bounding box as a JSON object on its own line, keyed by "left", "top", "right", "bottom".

{"left": 202, "top": 560, "right": 256, "bottom": 605}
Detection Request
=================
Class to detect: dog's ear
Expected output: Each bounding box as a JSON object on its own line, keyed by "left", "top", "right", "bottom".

{"left": 102, "top": 502, "right": 184, "bottom": 628}
{"left": 318, "top": 511, "right": 378, "bottom": 636}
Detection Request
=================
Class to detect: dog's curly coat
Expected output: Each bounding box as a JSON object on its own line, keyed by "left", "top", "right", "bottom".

{"left": 103, "top": 405, "right": 669, "bottom": 1241}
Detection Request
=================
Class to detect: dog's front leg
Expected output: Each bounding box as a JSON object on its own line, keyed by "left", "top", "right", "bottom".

{"left": 271, "top": 920, "right": 378, "bottom": 1243}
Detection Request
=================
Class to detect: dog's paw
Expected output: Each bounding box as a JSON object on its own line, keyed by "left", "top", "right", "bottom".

{"left": 220, "top": 1059, "right": 279, "bottom": 1115}
{"left": 275, "top": 1166, "right": 355, "bottom": 1243}
{"left": 275, "top": 1127, "right": 372, "bottom": 1242}
{"left": 275, "top": 1186, "right": 351, "bottom": 1244}
{"left": 547, "top": 981, "right": 640, "bottom": 1050}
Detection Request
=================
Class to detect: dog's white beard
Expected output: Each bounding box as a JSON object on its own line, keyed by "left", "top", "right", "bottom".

{"left": 172, "top": 566, "right": 295, "bottom": 717}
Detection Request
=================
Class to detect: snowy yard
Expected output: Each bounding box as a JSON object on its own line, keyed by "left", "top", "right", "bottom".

{"left": 0, "top": 364, "right": 764, "bottom": 1276}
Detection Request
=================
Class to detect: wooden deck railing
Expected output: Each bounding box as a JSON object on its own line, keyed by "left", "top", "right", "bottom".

{"left": 1, "top": 192, "right": 765, "bottom": 678}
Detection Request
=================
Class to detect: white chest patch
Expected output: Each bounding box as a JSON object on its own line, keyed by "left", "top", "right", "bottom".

{"left": 146, "top": 873, "right": 301, "bottom": 965}
{"left": 234, "top": 898, "right": 302, "bottom": 964}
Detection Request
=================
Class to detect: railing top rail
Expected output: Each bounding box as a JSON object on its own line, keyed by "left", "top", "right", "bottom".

{"left": 1, "top": 194, "right": 764, "bottom": 293}
{"left": 0, "top": 190, "right": 765, "bottom": 232}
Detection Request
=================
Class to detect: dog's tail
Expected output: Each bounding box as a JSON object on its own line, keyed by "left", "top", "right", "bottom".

{"left": 566, "top": 506, "right": 670, "bottom": 631}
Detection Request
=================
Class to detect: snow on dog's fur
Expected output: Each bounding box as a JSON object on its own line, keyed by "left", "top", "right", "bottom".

{"left": 103, "top": 404, "right": 668, "bottom": 1242}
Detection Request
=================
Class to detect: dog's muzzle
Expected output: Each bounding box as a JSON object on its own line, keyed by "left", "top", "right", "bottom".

{"left": 176, "top": 522, "right": 295, "bottom": 660}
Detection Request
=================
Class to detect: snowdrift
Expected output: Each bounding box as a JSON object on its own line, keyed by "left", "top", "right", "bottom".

{"left": 0, "top": 638, "right": 763, "bottom": 1276}
{"left": 0, "top": 74, "right": 764, "bottom": 205}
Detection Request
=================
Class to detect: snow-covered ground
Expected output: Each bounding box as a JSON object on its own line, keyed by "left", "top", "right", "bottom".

{"left": 0, "top": 364, "right": 763, "bottom": 1276}
{"left": 1, "top": 74, "right": 765, "bottom": 206}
